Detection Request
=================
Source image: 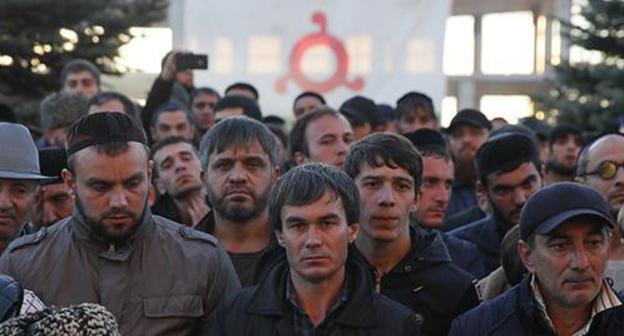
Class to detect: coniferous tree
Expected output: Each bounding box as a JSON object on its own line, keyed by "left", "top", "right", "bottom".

{"left": 537, "top": 0, "right": 624, "bottom": 136}
{"left": 0, "top": 0, "right": 168, "bottom": 122}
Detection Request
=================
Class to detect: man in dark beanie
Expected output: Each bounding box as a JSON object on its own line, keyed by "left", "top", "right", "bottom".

{"left": 0, "top": 112, "right": 240, "bottom": 335}
{"left": 32, "top": 147, "right": 74, "bottom": 229}
{"left": 450, "top": 133, "right": 543, "bottom": 274}
{"left": 340, "top": 95, "right": 384, "bottom": 140}
{"left": 445, "top": 108, "right": 491, "bottom": 218}
{"left": 543, "top": 124, "right": 583, "bottom": 185}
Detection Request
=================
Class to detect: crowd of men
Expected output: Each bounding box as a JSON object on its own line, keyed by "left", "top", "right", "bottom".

{"left": 0, "top": 51, "right": 623, "bottom": 335}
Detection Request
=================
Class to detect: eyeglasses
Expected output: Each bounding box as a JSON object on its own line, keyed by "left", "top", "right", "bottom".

{"left": 580, "top": 160, "right": 624, "bottom": 180}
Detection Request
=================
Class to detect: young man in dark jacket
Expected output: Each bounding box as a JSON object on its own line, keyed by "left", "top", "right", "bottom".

{"left": 211, "top": 163, "right": 421, "bottom": 335}
{"left": 450, "top": 132, "right": 543, "bottom": 274}
{"left": 450, "top": 183, "right": 624, "bottom": 335}
{"left": 345, "top": 133, "right": 479, "bottom": 336}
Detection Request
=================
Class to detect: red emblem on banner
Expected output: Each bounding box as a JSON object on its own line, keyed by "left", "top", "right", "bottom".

{"left": 275, "top": 11, "right": 364, "bottom": 94}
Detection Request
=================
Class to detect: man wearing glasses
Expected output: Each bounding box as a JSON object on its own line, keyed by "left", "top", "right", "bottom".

{"left": 576, "top": 133, "right": 624, "bottom": 291}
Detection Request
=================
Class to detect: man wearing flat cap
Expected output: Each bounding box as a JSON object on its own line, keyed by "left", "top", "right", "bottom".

{"left": 0, "top": 113, "right": 240, "bottom": 335}
{"left": 0, "top": 123, "right": 55, "bottom": 254}
{"left": 450, "top": 183, "right": 624, "bottom": 335}
{"left": 450, "top": 132, "right": 543, "bottom": 274}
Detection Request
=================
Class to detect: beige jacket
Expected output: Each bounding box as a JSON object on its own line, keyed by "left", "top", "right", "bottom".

{"left": 0, "top": 210, "right": 240, "bottom": 335}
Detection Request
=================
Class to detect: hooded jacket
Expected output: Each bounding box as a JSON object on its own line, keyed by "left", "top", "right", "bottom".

{"left": 210, "top": 252, "right": 422, "bottom": 336}
{"left": 0, "top": 209, "right": 240, "bottom": 335}
{"left": 355, "top": 225, "right": 480, "bottom": 336}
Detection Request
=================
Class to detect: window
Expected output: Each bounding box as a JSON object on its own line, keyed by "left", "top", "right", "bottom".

{"left": 443, "top": 16, "right": 475, "bottom": 75}
{"left": 480, "top": 95, "right": 533, "bottom": 124}
{"left": 346, "top": 35, "right": 372, "bottom": 75}
{"left": 213, "top": 37, "right": 234, "bottom": 74}
{"left": 405, "top": 38, "right": 436, "bottom": 74}
{"left": 247, "top": 35, "right": 281, "bottom": 74}
{"left": 481, "top": 11, "right": 535, "bottom": 75}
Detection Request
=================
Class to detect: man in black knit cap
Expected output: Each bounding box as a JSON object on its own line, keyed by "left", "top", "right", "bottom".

{"left": 33, "top": 147, "right": 74, "bottom": 229}
{"left": 450, "top": 132, "right": 543, "bottom": 275}
{"left": 0, "top": 112, "right": 240, "bottom": 335}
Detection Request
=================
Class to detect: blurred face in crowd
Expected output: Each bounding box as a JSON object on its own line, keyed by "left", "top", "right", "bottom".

{"left": 88, "top": 99, "right": 126, "bottom": 115}
{"left": 0, "top": 179, "right": 38, "bottom": 242}
{"left": 551, "top": 133, "right": 582, "bottom": 169}
{"left": 44, "top": 125, "right": 72, "bottom": 147}
{"left": 192, "top": 93, "right": 219, "bottom": 131}
{"left": 153, "top": 142, "right": 204, "bottom": 199}
{"left": 63, "top": 142, "right": 151, "bottom": 243}
{"left": 62, "top": 70, "right": 99, "bottom": 97}
{"left": 152, "top": 110, "right": 195, "bottom": 142}
{"left": 355, "top": 162, "right": 418, "bottom": 243}
{"left": 414, "top": 155, "right": 454, "bottom": 229}
{"left": 398, "top": 107, "right": 437, "bottom": 134}
{"left": 448, "top": 125, "right": 488, "bottom": 163}
{"left": 295, "top": 114, "right": 353, "bottom": 169}
{"left": 519, "top": 218, "right": 609, "bottom": 311}
{"left": 175, "top": 69, "right": 194, "bottom": 89}
{"left": 204, "top": 140, "right": 278, "bottom": 222}
{"left": 293, "top": 95, "right": 323, "bottom": 119}
{"left": 34, "top": 182, "right": 73, "bottom": 228}
{"left": 276, "top": 190, "right": 357, "bottom": 284}
{"left": 484, "top": 162, "right": 542, "bottom": 228}
{"left": 580, "top": 135, "right": 624, "bottom": 215}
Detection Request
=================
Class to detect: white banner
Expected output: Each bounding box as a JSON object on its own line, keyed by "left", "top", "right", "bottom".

{"left": 177, "top": 0, "right": 451, "bottom": 120}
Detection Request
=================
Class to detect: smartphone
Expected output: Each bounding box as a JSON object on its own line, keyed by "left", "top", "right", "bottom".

{"left": 176, "top": 53, "right": 208, "bottom": 70}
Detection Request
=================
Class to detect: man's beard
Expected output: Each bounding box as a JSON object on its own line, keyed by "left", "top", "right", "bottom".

{"left": 454, "top": 158, "right": 478, "bottom": 185}
{"left": 546, "top": 160, "right": 576, "bottom": 177}
{"left": 207, "top": 185, "right": 271, "bottom": 222}
{"left": 75, "top": 193, "right": 146, "bottom": 245}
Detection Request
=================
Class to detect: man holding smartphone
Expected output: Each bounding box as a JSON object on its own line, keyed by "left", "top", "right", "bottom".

{"left": 142, "top": 50, "right": 207, "bottom": 141}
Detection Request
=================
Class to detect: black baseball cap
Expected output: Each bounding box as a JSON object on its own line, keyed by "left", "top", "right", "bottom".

{"left": 447, "top": 109, "right": 491, "bottom": 134}
{"left": 519, "top": 182, "right": 613, "bottom": 241}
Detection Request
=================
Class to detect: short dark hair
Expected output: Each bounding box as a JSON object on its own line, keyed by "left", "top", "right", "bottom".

{"left": 214, "top": 95, "right": 262, "bottom": 121}
{"left": 87, "top": 91, "right": 138, "bottom": 120}
{"left": 548, "top": 124, "right": 583, "bottom": 148}
{"left": 60, "top": 59, "right": 101, "bottom": 87}
{"left": 269, "top": 163, "right": 360, "bottom": 231}
{"left": 395, "top": 91, "right": 435, "bottom": 121}
{"left": 225, "top": 82, "right": 259, "bottom": 100}
{"left": 345, "top": 133, "right": 423, "bottom": 191}
{"left": 199, "top": 116, "right": 278, "bottom": 168}
{"left": 293, "top": 91, "right": 326, "bottom": 108}
{"left": 150, "top": 136, "right": 198, "bottom": 179}
{"left": 419, "top": 145, "right": 452, "bottom": 162}
{"left": 289, "top": 106, "right": 342, "bottom": 158}
{"left": 191, "top": 87, "right": 221, "bottom": 103}
{"left": 151, "top": 102, "right": 193, "bottom": 127}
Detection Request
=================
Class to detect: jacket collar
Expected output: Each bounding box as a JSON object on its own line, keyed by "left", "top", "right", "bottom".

{"left": 71, "top": 204, "right": 153, "bottom": 251}
{"left": 245, "top": 250, "right": 378, "bottom": 328}
{"left": 390, "top": 225, "right": 452, "bottom": 273}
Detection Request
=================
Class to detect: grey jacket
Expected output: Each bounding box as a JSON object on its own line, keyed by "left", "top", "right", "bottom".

{"left": 0, "top": 209, "right": 240, "bottom": 335}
